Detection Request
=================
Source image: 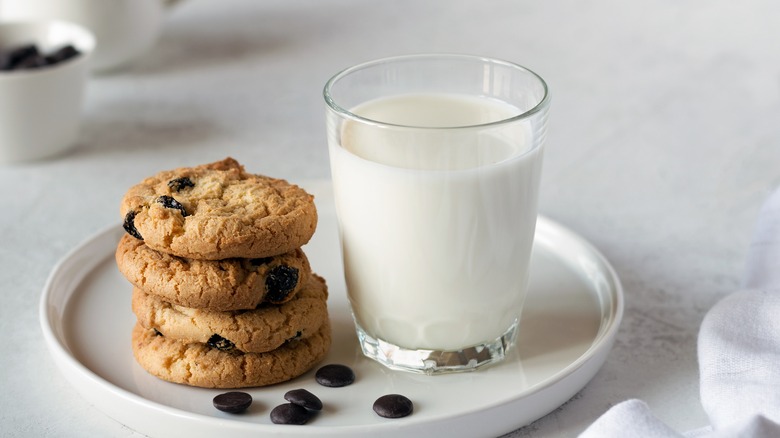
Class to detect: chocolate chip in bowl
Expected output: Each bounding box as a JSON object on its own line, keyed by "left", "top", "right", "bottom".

{"left": 0, "top": 19, "right": 94, "bottom": 164}
{"left": 0, "top": 43, "right": 82, "bottom": 71}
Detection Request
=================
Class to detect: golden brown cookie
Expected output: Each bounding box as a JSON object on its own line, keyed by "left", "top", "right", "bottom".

{"left": 120, "top": 157, "right": 317, "bottom": 260}
{"left": 131, "top": 320, "right": 331, "bottom": 388}
{"left": 116, "top": 234, "right": 311, "bottom": 310}
{"left": 132, "top": 274, "right": 329, "bottom": 354}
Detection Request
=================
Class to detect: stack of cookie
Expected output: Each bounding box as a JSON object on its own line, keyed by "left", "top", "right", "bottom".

{"left": 115, "top": 158, "right": 331, "bottom": 388}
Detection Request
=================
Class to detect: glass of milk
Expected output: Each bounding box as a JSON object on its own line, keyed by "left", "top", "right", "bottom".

{"left": 324, "top": 54, "right": 550, "bottom": 374}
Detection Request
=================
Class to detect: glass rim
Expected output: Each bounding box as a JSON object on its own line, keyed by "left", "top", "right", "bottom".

{"left": 323, "top": 53, "right": 551, "bottom": 130}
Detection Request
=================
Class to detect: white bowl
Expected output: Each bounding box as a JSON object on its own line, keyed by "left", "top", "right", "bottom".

{"left": 0, "top": 0, "right": 182, "bottom": 73}
{"left": 0, "top": 20, "right": 94, "bottom": 164}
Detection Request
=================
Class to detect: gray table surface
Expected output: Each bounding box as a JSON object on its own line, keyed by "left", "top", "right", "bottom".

{"left": 3, "top": 0, "right": 780, "bottom": 436}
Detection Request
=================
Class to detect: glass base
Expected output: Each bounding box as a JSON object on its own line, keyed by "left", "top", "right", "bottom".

{"left": 355, "top": 321, "right": 518, "bottom": 375}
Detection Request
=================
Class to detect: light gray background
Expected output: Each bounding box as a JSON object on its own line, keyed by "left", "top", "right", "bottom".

{"left": 2, "top": 0, "right": 780, "bottom": 436}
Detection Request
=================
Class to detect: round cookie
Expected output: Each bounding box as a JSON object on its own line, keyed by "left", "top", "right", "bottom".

{"left": 132, "top": 274, "right": 329, "bottom": 354}
{"left": 120, "top": 157, "right": 317, "bottom": 260}
{"left": 116, "top": 233, "right": 311, "bottom": 310}
{"left": 131, "top": 320, "right": 331, "bottom": 388}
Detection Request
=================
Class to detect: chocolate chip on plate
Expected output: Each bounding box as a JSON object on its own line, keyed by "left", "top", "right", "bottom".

{"left": 315, "top": 364, "right": 355, "bottom": 388}
{"left": 373, "top": 394, "right": 414, "bottom": 419}
{"left": 270, "top": 403, "right": 314, "bottom": 425}
{"left": 213, "top": 391, "right": 252, "bottom": 414}
{"left": 284, "top": 389, "right": 323, "bottom": 411}
{"left": 265, "top": 265, "right": 299, "bottom": 302}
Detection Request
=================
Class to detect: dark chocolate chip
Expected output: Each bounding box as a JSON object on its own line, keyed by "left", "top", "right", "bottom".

{"left": 123, "top": 210, "right": 143, "bottom": 240}
{"left": 1, "top": 43, "right": 81, "bottom": 71}
{"left": 249, "top": 257, "right": 273, "bottom": 267}
{"left": 285, "top": 331, "right": 303, "bottom": 343}
{"left": 0, "top": 44, "right": 38, "bottom": 70}
{"left": 373, "top": 394, "right": 414, "bottom": 419}
{"left": 270, "top": 403, "right": 313, "bottom": 425}
{"left": 153, "top": 328, "right": 163, "bottom": 337}
{"left": 315, "top": 364, "right": 355, "bottom": 388}
{"left": 44, "top": 44, "right": 80, "bottom": 65}
{"left": 213, "top": 391, "right": 252, "bottom": 414}
{"left": 15, "top": 52, "right": 47, "bottom": 70}
{"left": 157, "top": 195, "right": 188, "bottom": 217}
{"left": 207, "top": 334, "right": 236, "bottom": 351}
{"left": 265, "top": 265, "right": 299, "bottom": 302}
{"left": 167, "top": 177, "right": 195, "bottom": 192}
{"left": 284, "top": 389, "right": 322, "bottom": 411}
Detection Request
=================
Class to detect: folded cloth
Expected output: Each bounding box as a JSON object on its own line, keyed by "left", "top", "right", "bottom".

{"left": 580, "top": 186, "right": 780, "bottom": 438}
{"left": 578, "top": 399, "right": 684, "bottom": 438}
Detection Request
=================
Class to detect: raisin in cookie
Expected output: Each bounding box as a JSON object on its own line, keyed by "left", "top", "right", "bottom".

{"left": 116, "top": 234, "right": 310, "bottom": 310}
{"left": 132, "top": 274, "right": 329, "bottom": 354}
{"left": 120, "top": 158, "right": 317, "bottom": 260}
{"left": 132, "top": 320, "right": 331, "bottom": 388}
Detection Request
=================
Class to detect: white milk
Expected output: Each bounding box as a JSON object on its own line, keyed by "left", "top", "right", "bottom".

{"left": 328, "top": 93, "right": 543, "bottom": 351}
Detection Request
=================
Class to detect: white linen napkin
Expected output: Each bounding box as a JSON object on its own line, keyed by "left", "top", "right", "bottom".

{"left": 580, "top": 186, "right": 780, "bottom": 438}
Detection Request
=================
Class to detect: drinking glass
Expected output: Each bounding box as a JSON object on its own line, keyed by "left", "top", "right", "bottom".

{"left": 324, "top": 54, "right": 550, "bottom": 374}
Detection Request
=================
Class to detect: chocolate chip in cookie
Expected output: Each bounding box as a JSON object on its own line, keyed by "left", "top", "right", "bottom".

{"left": 123, "top": 210, "right": 143, "bottom": 240}
{"left": 157, "top": 195, "right": 188, "bottom": 217}
{"left": 207, "top": 334, "right": 236, "bottom": 352}
{"left": 167, "top": 177, "right": 195, "bottom": 192}
{"left": 266, "top": 265, "right": 299, "bottom": 303}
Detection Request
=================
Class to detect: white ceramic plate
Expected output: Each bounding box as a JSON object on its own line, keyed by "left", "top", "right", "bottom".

{"left": 40, "top": 181, "right": 623, "bottom": 438}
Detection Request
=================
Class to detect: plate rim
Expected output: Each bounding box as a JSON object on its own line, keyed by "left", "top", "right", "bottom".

{"left": 39, "top": 215, "right": 624, "bottom": 436}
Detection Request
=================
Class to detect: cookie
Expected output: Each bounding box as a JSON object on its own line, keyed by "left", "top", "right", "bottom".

{"left": 132, "top": 320, "right": 331, "bottom": 388}
{"left": 116, "top": 234, "right": 311, "bottom": 310}
{"left": 120, "top": 157, "right": 317, "bottom": 260}
{"left": 132, "top": 274, "right": 329, "bottom": 354}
